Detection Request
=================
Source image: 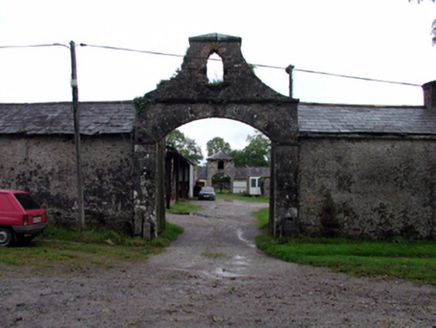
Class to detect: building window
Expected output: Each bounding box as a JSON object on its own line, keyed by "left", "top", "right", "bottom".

{"left": 218, "top": 160, "right": 224, "bottom": 170}
{"left": 251, "top": 178, "right": 257, "bottom": 188}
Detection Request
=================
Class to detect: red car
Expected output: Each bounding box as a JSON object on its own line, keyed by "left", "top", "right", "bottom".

{"left": 0, "top": 189, "right": 47, "bottom": 247}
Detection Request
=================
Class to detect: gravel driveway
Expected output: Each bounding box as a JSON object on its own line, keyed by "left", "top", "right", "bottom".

{"left": 0, "top": 198, "right": 435, "bottom": 327}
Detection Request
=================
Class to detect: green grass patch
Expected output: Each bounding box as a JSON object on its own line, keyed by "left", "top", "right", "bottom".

{"left": 201, "top": 251, "right": 225, "bottom": 259}
{"left": 0, "top": 222, "right": 183, "bottom": 270}
{"left": 216, "top": 192, "right": 269, "bottom": 203}
{"left": 252, "top": 207, "right": 269, "bottom": 229}
{"left": 152, "top": 223, "right": 184, "bottom": 248}
{"left": 166, "top": 199, "right": 202, "bottom": 214}
{"left": 256, "top": 234, "right": 436, "bottom": 285}
{"left": 253, "top": 208, "right": 436, "bottom": 285}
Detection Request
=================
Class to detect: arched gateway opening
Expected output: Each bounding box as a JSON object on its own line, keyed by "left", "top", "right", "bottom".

{"left": 133, "top": 33, "right": 299, "bottom": 239}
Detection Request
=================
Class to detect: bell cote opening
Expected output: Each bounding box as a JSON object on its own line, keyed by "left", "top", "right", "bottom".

{"left": 207, "top": 53, "right": 224, "bottom": 84}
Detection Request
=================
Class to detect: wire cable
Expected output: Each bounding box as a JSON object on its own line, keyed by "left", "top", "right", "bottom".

{"left": 0, "top": 43, "right": 69, "bottom": 49}
{"left": 80, "top": 43, "right": 185, "bottom": 59}
{"left": 292, "top": 68, "right": 421, "bottom": 87}
{"left": 0, "top": 42, "right": 422, "bottom": 88}
{"left": 80, "top": 43, "right": 422, "bottom": 88}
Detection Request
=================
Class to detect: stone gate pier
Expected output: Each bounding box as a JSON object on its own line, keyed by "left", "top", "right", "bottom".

{"left": 133, "top": 33, "right": 299, "bottom": 239}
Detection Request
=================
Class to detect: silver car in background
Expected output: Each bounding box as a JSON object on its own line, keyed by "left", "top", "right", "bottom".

{"left": 198, "top": 187, "right": 216, "bottom": 201}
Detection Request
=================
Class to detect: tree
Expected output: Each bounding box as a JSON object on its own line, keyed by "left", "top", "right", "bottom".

{"left": 228, "top": 148, "right": 247, "bottom": 167}
{"left": 166, "top": 130, "right": 203, "bottom": 164}
{"left": 206, "top": 137, "right": 232, "bottom": 157}
{"left": 229, "top": 132, "right": 271, "bottom": 167}
{"left": 410, "top": 1, "right": 436, "bottom": 44}
{"left": 244, "top": 132, "right": 271, "bottom": 167}
{"left": 432, "top": 19, "right": 436, "bottom": 45}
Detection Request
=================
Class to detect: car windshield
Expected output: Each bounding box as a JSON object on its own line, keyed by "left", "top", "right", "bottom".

{"left": 201, "top": 187, "right": 214, "bottom": 192}
{"left": 13, "top": 193, "right": 41, "bottom": 210}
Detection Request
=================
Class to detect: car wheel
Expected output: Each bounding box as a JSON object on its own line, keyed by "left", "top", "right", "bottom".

{"left": 0, "top": 227, "right": 14, "bottom": 247}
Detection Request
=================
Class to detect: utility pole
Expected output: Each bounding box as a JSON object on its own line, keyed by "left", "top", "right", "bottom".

{"left": 70, "top": 41, "right": 85, "bottom": 230}
{"left": 285, "top": 65, "right": 295, "bottom": 98}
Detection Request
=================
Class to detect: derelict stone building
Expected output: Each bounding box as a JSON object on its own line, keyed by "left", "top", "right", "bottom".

{"left": 0, "top": 34, "right": 435, "bottom": 240}
{"left": 205, "top": 151, "right": 237, "bottom": 192}
{"left": 196, "top": 152, "right": 270, "bottom": 195}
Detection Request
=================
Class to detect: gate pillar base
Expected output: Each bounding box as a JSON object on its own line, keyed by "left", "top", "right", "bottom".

{"left": 133, "top": 143, "right": 159, "bottom": 240}
{"left": 270, "top": 144, "right": 299, "bottom": 238}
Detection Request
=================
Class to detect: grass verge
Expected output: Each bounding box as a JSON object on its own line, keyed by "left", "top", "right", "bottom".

{"left": 252, "top": 207, "right": 269, "bottom": 229}
{"left": 252, "top": 208, "right": 436, "bottom": 285}
{"left": 216, "top": 192, "right": 269, "bottom": 203}
{"left": 0, "top": 222, "right": 183, "bottom": 270}
{"left": 166, "top": 199, "right": 202, "bottom": 214}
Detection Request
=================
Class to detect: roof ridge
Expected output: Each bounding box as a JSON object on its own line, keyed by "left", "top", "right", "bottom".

{"left": 299, "top": 102, "right": 425, "bottom": 109}
{"left": 207, "top": 150, "right": 234, "bottom": 160}
{"left": 0, "top": 100, "right": 134, "bottom": 106}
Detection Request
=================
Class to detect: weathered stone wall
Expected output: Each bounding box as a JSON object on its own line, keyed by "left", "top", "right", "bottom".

{"left": 298, "top": 137, "right": 436, "bottom": 240}
{"left": 133, "top": 34, "right": 299, "bottom": 239}
{"left": 270, "top": 144, "right": 299, "bottom": 237}
{"left": 0, "top": 135, "right": 134, "bottom": 233}
{"left": 206, "top": 159, "right": 236, "bottom": 192}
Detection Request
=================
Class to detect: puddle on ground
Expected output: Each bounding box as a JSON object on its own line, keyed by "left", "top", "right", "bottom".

{"left": 212, "top": 255, "right": 250, "bottom": 278}
{"left": 237, "top": 228, "right": 255, "bottom": 248}
{"left": 232, "top": 255, "right": 249, "bottom": 266}
{"left": 200, "top": 255, "right": 250, "bottom": 279}
{"left": 213, "top": 267, "right": 244, "bottom": 278}
{"left": 193, "top": 212, "right": 216, "bottom": 219}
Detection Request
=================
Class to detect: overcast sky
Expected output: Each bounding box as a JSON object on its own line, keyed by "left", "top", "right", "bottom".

{"left": 1, "top": 0, "right": 435, "bottom": 156}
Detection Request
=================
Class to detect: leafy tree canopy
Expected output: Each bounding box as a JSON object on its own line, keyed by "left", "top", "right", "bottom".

{"left": 206, "top": 137, "right": 232, "bottom": 157}
{"left": 244, "top": 132, "right": 271, "bottom": 167}
{"left": 229, "top": 132, "right": 271, "bottom": 167}
{"left": 205, "top": 132, "right": 271, "bottom": 167}
{"left": 166, "top": 129, "right": 203, "bottom": 164}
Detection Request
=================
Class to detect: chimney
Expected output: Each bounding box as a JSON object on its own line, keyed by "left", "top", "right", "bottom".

{"left": 422, "top": 81, "right": 436, "bottom": 111}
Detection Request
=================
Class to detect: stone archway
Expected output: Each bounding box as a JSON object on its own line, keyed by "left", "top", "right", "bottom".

{"left": 206, "top": 151, "right": 236, "bottom": 193}
{"left": 133, "top": 33, "right": 299, "bottom": 239}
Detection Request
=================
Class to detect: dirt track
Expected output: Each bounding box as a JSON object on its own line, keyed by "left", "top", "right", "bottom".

{"left": 1, "top": 199, "right": 435, "bottom": 327}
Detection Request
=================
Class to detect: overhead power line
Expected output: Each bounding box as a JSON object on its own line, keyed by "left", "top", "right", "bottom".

{"left": 81, "top": 43, "right": 422, "bottom": 88}
{"left": 0, "top": 42, "right": 422, "bottom": 88}
{"left": 293, "top": 68, "right": 421, "bottom": 87}
{"left": 0, "top": 43, "right": 69, "bottom": 49}
{"left": 79, "top": 43, "right": 184, "bottom": 59}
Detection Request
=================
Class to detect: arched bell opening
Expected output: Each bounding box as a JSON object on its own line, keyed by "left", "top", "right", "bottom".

{"left": 206, "top": 52, "right": 224, "bottom": 84}
{"left": 133, "top": 33, "right": 299, "bottom": 240}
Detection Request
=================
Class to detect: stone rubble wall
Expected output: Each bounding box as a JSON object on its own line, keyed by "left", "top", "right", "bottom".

{"left": 206, "top": 159, "right": 236, "bottom": 192}
{"left": 298, "top": 137, "right": 436, "bottom": 240}
{"left": 0, "top": 135, "right": 134, "bottom": 234}
{"left": 1, "top": 133, "right": 435, "bottom": 240}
